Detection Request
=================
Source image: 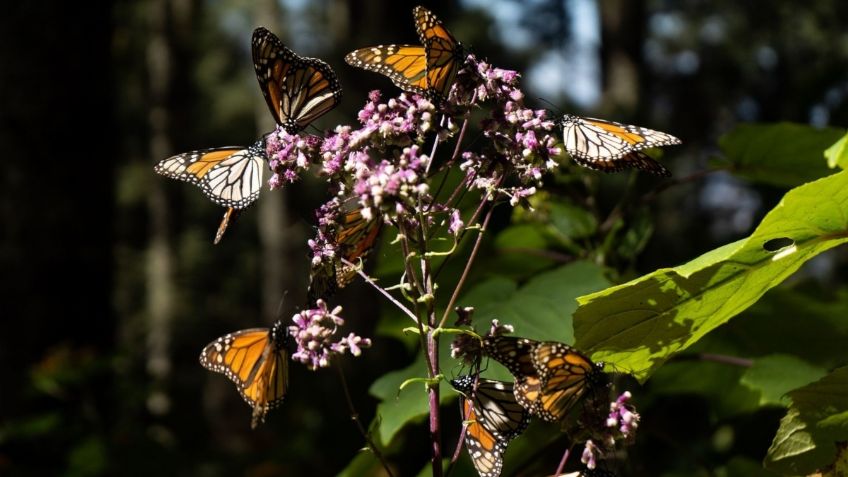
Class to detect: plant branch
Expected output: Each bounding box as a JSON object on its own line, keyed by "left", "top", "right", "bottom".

{"left": 438, "top": 204, "right": 494, "bottom": 329}
{"left": 335, "top": 362, "right": 395, "bottom": 477}
{"left": 345, "top": 258, "right": 418, "bottom": 323}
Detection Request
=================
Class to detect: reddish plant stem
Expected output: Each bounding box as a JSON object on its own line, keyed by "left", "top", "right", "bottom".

{"left": 554, "top": 447, "right": 571, "bottom": 476}
{"left": 427, "top": 331, "right": 442, "bottom": 477}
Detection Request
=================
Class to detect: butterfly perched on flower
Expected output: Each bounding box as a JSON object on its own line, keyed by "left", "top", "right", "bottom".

{"left": 307, "top": 207, "right": 384, "bottom": 304}
{"left": 252, "top": 27, "right": 342, "bottom": 133}
{"left": 154, "top": 141, "right": 266, "bottom": 243}
{"left": 344, "top": 6, "right": 464, "bottom": 104}
{"left": 559, "top": 114, "right": 681, "bottom": 177}
{"left": 451, "top": 375, "right": 530, "bottom": 477}
{"left": 199, "top": 319, "right": 291, "bottom": 428}
{"left": 482, "top": 336, "right": 608, "bottom": 423}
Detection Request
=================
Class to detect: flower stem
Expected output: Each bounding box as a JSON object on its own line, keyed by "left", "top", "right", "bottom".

{"left": 554, "top": 447, "right": 571, "bottom": 476}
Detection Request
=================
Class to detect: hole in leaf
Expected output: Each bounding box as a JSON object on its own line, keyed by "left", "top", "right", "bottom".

{"left": 763, "top": 237, "right": 795, "bottom": 252}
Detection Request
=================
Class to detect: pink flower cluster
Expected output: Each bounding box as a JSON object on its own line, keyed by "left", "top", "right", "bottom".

{"left": 288, "top": 299, "right": 371, "bottom": 370}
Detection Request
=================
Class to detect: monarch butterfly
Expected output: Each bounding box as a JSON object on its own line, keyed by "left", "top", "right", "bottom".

{"left": 252, "top": 27, "right": 342, "bottom": 133}
{"left": 451, "top": 376, "right": 530, "bottom": 477}
{"left": 307, "top": 208, "right": 384, "bottom": 304}
{"left": 559, "top": 114, "right": 681, "bottom": 177}
{"left": 199, "top": 319, "right": 290, "bottom": 428}
{"left": 482, "top": 336, "right": 608, "bottom": 423}
{"left": 344, "top": 6, "right": 464, "bottom": 104}
{"left": 154, "top": 141, "right": 266, "bottom": 243}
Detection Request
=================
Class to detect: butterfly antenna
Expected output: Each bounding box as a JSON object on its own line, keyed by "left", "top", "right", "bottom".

{"left": 537, "top": 97, "right": 565, "bottom": 120}
{"left": 275, "top": 291, "right": 288, "bottom": 318}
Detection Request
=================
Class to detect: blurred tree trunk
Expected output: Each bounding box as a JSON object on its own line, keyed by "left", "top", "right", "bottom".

{"left": 599, "top": 0, "right": 646, "bottom": 114}
{"left": 146, "top": 0, "right": 193, "bottom": 419}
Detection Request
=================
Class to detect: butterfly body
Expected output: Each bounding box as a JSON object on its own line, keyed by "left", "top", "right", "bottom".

{"left": 560, "top": 114, "right": 680, "bottom": 176}
{"left": 252, "top": 27, "right": 342, "bottom": 133}
{"left": 451, "top": 376, "right": 530, "bottom": 477}
{"left": 199, "top": 320, "right": 290, "bottom": 428}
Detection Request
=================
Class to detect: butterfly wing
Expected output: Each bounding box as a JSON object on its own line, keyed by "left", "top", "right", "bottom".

{"left": 199, "top": 321, "right": 289, "bottom": 428}
{"left": 530, "top": 342, "right": 605, "bottom": 422}
{"left": 154, "top": 141, "right": 266, "bottom": 209}
{"left": 571, "top": 150, "right": 671, "bottom": 177}
{"left": 414, "top": 6, "right": 463, "bottom": 103}
{"left": 561, "top": 114, "right": 679, "bottom": 175}
{"left": 307, "top": 208, "right": 384, "bottom": 304}
{"left": 452, "top": 376, "right": 529, "bottom": 477}
{"left": 335, "top": 210, "right": 384, "bottom": 286}
{"left": 252, "top": 27, "right": 342, "bottom": 133}
{"left": 344, "top": 44, "right": 429, "bottom": 94}
{"left": 481, "top": 336, "right": 547, "bottom": 417}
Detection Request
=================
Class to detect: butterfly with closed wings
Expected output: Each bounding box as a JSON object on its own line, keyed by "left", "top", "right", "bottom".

{"left": 252, "top": 27, "right": 342, "bottom": 133}
{"left": 199, "top": 319, "right": 291, "bottom": 428}
{"left": 451, "top": 375, "right": 531, "bottom": 477}
{"left": 560, "top": 114, "right": 681, "bottom": 177}
{"left": 345, "top": 6, "right": 464, "bottom": 105}
{"left": 307, "top": 206, "right": 384, "bottom": 304}
{"left": 482, "top": 336, "right": 609, "bottom": 423}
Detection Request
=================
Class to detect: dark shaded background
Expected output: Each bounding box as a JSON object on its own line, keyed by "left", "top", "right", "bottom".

{"left": 2, "top": 0, "right": 848, "bottom": 475}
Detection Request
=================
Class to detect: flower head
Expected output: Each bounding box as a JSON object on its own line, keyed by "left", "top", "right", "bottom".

{"left": 289, "top": 300, "right": 371, "bottom": 370}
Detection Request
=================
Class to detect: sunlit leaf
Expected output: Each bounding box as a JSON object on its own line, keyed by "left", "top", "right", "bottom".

{"left": 574, "top": 170, "right": 848, "bottom": 381}
{"left": 765, "top": 366, "right": 848, "bottom": 474}
{"left": 824, "top": 131, "right": 848, "bottom": 170}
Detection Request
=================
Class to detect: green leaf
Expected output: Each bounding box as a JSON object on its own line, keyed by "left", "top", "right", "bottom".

{"left": 718, "top": 122, "right": 844, "bottom": 187}
{"left": 547, "top": 202, "right": 598, "bottom": 241}
{"left": 492, "top": 224, "right": 558, "bottom": 276}
{"left": 465, "top": 261, "right": 610, "bottom": 345}
{"left": 824, "top": 132, "right": 848, "bottom": 169}
{"left": 765, "top": 366, "right": 848, "bottom": 474}
{"left": 335, "top": 450, "right": 386, "bottom": 477}
{"left": 740, "top": 355, "right": 827, "bottom": 406}
{"left": 574, "top": 170, "right": 848, "bottom": 381}
{"left": 369, "top": 344, "right": 457, "bottom": 446}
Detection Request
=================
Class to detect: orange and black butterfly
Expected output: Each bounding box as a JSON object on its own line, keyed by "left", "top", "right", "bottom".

{"left": 482, "top": 336, "right": 608, "bottom": 423}
{"left": 307, "top": 208, "right": 384, "bottom": 304}
{"left": 451, "top": 376, "right": 530, "bottom": 477}
{"left": 155, "top": 141, "right": 266, "bottom": 243}
{"left": 252, "top": 27, "right": 342, "bottom": 133}
{"left": 199, "top": 320, "right": 290, "bottom": 428}
{"left": 559, "top": 114, "right": 680, "bottom": 177}
{"left": 344, "top": 6, "right": 464, "bottom": 104}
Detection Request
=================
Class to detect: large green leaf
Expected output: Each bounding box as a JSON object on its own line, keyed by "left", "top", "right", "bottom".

{"left": 464, "top": 261, "right": 611, "bottom": 344}
{"left": 740, "top": 355, "right": 827, "bottom": 406}
{"left": 574, "top": 170, "right": 848, "bottom": 381}
{"left": 718, "top": 122, "right": 844, "bottom": 187}
{"left": 765, "top": 366, "right": 848, "bottom": 474}
{"left": 369, "top": 340, "right": 456, "bottom": 446}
